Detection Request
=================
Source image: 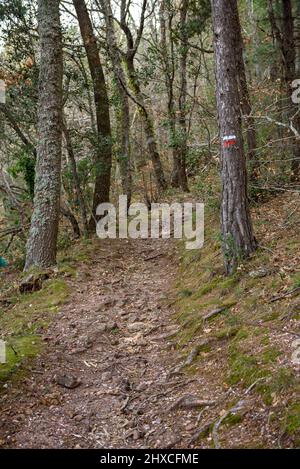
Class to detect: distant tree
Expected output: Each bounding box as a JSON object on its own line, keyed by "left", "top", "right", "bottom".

{"left": 268, "top": 0, "right": 300, "bottom": 180}
{"left": 211, "top": 0, "right": 257, "bottom": 274}
{"left": 25, "top": 0, "right": 63, "bottom": 270}
{"left": 232, "top": 0, "right": 258, "bottom": 179}
{"left": 73, "top": 0, "right": 112, "bottom": 232}
{"left": 98, "top": 0, "right": 132, "bottom": 206}
{"left": 118, "top": 0, "right": 167, "bottom": 191}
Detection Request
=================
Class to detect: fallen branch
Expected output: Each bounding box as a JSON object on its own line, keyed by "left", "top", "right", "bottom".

{"left": 203, "top": 306, "right": 227, "bottom": 321}
{"left": 189, "top": 420, "right": 215, "bottom": 443}
{"left": 143, "top": 253, "right": 164, "bottom": 261}
{"left": 212, "top": 399, "right": 246, "bottom": 449}
{"left": 167, "top": 394, "right": 216, "bottom": 412}
{"left": 170, "top": 337, "right": 214, "bottom": 376}
{"left": 189, "top": 379, "right": 265, "bottom": 446}
{"left": 269, "top": 286, "right": 300, "bottom": 303}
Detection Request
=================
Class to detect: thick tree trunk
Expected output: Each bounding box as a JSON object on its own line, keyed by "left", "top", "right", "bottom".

{"left": 99, "top": 0, "right": 132, "bottom": 206}
{"left": 73, "top": 0, "right": 112, "bottom": 231}
{"left": 25, "top": 0, "right": 63, "bottom": 270}
{"left": 212, "top": 0, "right": 257, "bottom": 275}
{"left": 232, "top": 0, "right": 258, "bottom": 179}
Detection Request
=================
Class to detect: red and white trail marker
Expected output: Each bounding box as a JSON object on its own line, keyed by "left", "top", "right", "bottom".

{"left": 222, "top": 135, "right": 237, "bottom": 148}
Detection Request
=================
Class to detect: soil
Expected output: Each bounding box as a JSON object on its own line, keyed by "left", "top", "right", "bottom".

{"left": 0, "top": 219, "right": 298, "bottom": 449}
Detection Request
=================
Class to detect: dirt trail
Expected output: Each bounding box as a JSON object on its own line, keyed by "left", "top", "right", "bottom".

{"left": 0, "top": 237, "right": 205, "bottom": 448}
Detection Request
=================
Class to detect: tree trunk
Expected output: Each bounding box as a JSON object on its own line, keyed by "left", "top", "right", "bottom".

{"left": 63, "top": 120, "right": 89, "bottom": 236}
{"left": 177, "top": 0, "right": 189, "bottom": 192}
{"left": 159, "top": 0, "right": 180, "bottom": 188}
{"left": 25, "top": 0, "right": 63, "bottom": 270}
{"left": 281, "top": 0, "right": 300, "bottom": 180}
{"left": 295, "top": 0, "right": 300, "bottom": 75}
{"left": 99, "top": 0, "right": 132, "bottom": 206}
{"left": 232, "top": 0, "right": 258, "bottom": 179}
{"left": 61, "top": 204, "right": 81, "bottom": 239}
{"left": 73, "top": 0, "right": 112, "bottom": 231}
{"left": 125, "top": 54, "right": 167, "bottom": 191}
{"left": 211, "top": 0, "right": 257, "bottom": 275}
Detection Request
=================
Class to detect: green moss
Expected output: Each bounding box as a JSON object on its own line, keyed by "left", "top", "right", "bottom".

{"left": 285, "top": 404, "right": 300, "bottom": 435}
{"left": 0, "top": 278, "right": 69, "bottom": 383}
{"left": 172, "top": 200, "right": 300, "bottom": 432}
{"left": 260, "top": 346, "right": 282, "bottom": 364}
{"left": 223, "top": 412, "right": 244, "bottom": 427}
{"left": 0, "top": 335, "right": 42, "bottom": 381}
{"left": 57, "top": 263, "right": 77, "bottom": 278}
{"left": 225, "top": 314, "right": 240, "bottom": 327}
{"left": 292, "top": 274, "right": 300, "bottom": 289}
{"left": 260, "top": 335, "right": 270, "bottom": 346}
{"left": 234, "top": 328, "right": 249, "bottom": 341}
{"left": 228, "top": 345, "right": 269, "bottom": 388}
{"left": 215, "top": 326, "right": 240, "bottom": 340}
{"left": 194, "top": 277, "right": 220, "bottom": 297}
{"left": 17, "top": 279, "right": 69, "bottom": 314}
{"left": 178, "top": 289, "right": 193, "bottom": 298}
{"left": 256, "top": 367, "right": 295, "bottom": 406}
{"left": 177, "top": 320, "right": 204, "bottom": 346}
{"left": 263, "top": 310, "right": 280, "bottom": 322}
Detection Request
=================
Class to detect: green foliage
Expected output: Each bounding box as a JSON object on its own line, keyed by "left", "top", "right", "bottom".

{"left": 9, "top": 149, "right": 35, "bottom": 198}
{"left": 186, "top": 0, "right": 211, "bottom": 36}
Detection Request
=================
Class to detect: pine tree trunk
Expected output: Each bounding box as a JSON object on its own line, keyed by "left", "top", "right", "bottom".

{"left": 73, "top": 0, "right": 112, "bottom": 231}
{"left": 212, "top": 0, "right": 257, "bottom": 275}
{"left": 25, "top": 0, "right": 63, "bottom": 270}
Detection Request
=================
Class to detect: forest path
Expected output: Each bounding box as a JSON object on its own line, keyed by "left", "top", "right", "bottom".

{"left": 0, "top": 237, "right": 203, "bottom": 448}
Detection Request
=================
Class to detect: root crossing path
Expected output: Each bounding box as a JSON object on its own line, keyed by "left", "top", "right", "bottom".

{"left": 0, "top": 238, "right": 204, "bottom": 449}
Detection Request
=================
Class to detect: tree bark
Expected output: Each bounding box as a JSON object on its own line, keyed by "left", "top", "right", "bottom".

{"left": 116, "top": 0, "right": 167, "bottom": 191}
{"left": 99, "top": 0, "right": 132, "bottom": 206}
{"left": 295, "top": 0, "right": 300, "bottom": 75}
{"left": 25, "top": 0, "right": 63, "bottom": 270}
{"left": 177, "top": 0, "right": 189, "bottom": 192}
{"left": 125, "top": 53, "right": 167, "bottom": 191}
{"left": 269, "top": 0, "right": 300, "bottom": 180}
{"left": 281, "top": 0, "right": 300, "bottom": 180}
{"left": 159, "top": 0, "right": 180, "bottom": 188}
{"left": 63, "top": 119, "right": 89, "bottom": 236}
{"left": 232, "top": 0, "right": 258, "bottom": 179}
{"left": 73, "top": 0, "right": 112, "bottom": 231}
{"left": 211, "top": 0, "right": 257, "bottom": 275}
{"left": 60, "top": 204, "right": 81, "bottom": 239}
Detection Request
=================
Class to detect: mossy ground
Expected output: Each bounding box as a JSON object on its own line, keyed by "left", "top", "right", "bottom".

{"left": 171, "top": 186, "right": 300, "bottom": 447}
{"left": 0, "top": 179, "right": 299, "bottom": 447}
{"left": 0, "top": 237, "right": 97, "bottom": 382}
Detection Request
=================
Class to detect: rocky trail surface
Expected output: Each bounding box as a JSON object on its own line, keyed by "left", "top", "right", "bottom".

{"left": 0, "top": 238, "right": 213, "bottom": 448}
{"left": 1, "top": 231, "right": 291, "bottom": 450}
